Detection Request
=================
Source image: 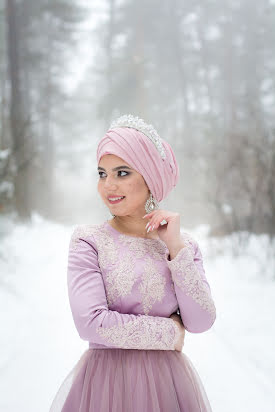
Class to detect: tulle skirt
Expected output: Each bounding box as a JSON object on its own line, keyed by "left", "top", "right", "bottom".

{"left": 49, "top": 348, "right": 212, "bottom": 412}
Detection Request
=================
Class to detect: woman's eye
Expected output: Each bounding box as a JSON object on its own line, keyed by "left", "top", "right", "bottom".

{"left": 118, "top": 170, "right": 129, "bottom": 177}
{"left": 98, "top": 171, "right": 129, "bottom": 178}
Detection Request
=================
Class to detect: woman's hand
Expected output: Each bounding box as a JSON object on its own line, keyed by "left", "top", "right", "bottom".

{"left": 169, "top": 312, "right": 185, "bottom": 352}
{"left": 143, "top": 209, "right": 182, "bottom": 250}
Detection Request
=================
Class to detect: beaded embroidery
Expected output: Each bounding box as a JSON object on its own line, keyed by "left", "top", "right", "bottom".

{"left": 166, "top": 242, "right": 216, "bottom": 321}
{"left": 69, "top": 223, "right": 215, "bottom": 345}
{"left": 118, "top": 234, "right": 167, "bottom": 260}
{"left": 69, "top": 223, "right": 171, "bottom": 313}
{"left": 69, "top": 225, "right": 213, "bottom": 320}
{"left": 93, "top": 224, "right": 169, "bottom": 311}
{"left": 106, "top": 255, "right": 137, "bottom": 306}
{"left": 69, "top": 224, "right": 98, "bottom": 251}
{"left": 96, "top": 316, "right": 181, "bottom": 350}
{"left": 138, "top": 259, "right": 166, "bottom": 315}
{"left": 69, "top": 224, "right": 183, "bottom": 350}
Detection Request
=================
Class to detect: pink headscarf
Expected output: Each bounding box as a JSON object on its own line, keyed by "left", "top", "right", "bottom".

{"left": 96, "top": 126, "right": 180, "bottom": 202}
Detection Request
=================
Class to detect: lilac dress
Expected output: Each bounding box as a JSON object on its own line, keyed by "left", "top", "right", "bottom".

{"left": 49, "top": 220, "right": 216, "bottom": 412}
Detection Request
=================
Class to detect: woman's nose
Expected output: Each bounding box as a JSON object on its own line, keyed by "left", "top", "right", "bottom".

{"left": 104, "top": 176, "right": 117, "bottom": 188}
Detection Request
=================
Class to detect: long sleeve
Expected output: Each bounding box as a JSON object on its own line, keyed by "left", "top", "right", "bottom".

{"left": 165, "top": 234, "right": 216, "bottom": 333}
{"left": 67, "top": 227, "right": 181, "bottom": 350}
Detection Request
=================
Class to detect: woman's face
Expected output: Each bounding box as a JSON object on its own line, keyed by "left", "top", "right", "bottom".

{"left": 97, "top": 154, "right": 150, "bottom": 217}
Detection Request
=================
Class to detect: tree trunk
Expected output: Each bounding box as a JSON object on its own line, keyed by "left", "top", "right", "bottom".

{"left": 6, "top": 0, "right": 31, "bottom": 220}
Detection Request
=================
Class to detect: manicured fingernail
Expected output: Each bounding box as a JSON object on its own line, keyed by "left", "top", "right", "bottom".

{"left": 147, "top": 225, "right": 151, "bottom": 233}
{"left": 145, "top": 222, "right": 150, "bottom": 229}
{"left": 152, "top": 224, "right": 155, "bottom": 230}
{"left": 142, "top": 214, "right": 147, "bottom": 218}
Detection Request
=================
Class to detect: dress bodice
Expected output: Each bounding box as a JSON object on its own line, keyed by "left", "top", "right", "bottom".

{"left": 67, "top": 220, "right": 216, "bottom": 350}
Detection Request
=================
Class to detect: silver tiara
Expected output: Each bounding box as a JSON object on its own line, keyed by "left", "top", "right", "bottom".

{"left": 109, "top": 114, "right": 166, "bottom": 159}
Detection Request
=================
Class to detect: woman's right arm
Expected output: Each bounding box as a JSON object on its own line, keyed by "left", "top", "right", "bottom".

{"left": 67, "top": 226, "right": 182, "bottom": 351}
{"left": 169, "top": 313, "right": 185, "bottom": 352}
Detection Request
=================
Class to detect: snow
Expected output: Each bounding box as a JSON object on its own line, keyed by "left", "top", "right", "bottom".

{"left": 0, "top": 148, "right": 10, "bottom": 160}
{"left": 0, "top": 212, "right": 274, "bottom": 411}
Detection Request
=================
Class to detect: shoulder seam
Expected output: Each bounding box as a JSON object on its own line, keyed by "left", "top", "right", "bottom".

{"left": 69, "top": 224, "right": 100, "bottom": 251}
{"left": 72, "top": 223, "right": 98, "bottom": 237}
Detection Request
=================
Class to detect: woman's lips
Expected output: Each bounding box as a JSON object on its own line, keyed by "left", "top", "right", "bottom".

{"left": 108, "top": 196, "right": 125, "bottom": 204}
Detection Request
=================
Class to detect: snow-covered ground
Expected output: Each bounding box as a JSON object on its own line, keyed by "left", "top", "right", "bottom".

{"left": 0, "top": 212, "right": 274, "bottom": 412}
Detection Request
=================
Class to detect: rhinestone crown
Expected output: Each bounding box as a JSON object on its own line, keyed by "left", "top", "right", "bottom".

{"left": 109, "top": 114, "right": 166, "bottom": 159}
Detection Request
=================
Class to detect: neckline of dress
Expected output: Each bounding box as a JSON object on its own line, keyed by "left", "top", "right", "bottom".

{"left": 104, "top": 220, "right": 162, "bottom": 242}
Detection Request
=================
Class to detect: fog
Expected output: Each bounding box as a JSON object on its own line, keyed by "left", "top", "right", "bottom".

{"left": 1, "top": 1, "right": 275, "bottom": 411}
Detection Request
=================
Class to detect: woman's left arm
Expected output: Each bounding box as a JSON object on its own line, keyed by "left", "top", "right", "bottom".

{"left": 143, "top": 209, "right": 216, "bottom": 333}
{"left": 165, "top": 236, "right": 216, "bottom": 333}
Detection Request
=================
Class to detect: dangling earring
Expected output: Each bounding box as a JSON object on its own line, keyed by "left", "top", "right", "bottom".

{"left": 145, "top": 192, "right": 159, "bottom": 214}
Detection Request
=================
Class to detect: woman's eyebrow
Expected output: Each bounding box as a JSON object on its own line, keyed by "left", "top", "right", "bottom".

{"left": 97, "top": 166, "right": 132, "bottom": 171}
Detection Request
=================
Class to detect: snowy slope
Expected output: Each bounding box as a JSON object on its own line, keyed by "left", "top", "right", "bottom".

{"left": 0, "top": 213, "right": 274, "bottom": 412}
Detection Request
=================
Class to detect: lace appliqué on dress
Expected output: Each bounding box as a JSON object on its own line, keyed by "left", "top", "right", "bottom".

{"left": 91, "top": 226, "right": 138, "bottom": 306}
{"left": 69, "top": 224, "right": 98, "bottom": 251}
{"left": 96, "top": 316, "right": 181, "bottom": 350}
{"left": 118, "top": 235, "right": 167, "bottom": 260}
{"left": 167, "top": 241, "right": 216, "bottom": 321}
{"left": 106, "top": 255, "right": 137, "bottom": 306}
{"left": 69, "top": 223, "right": 171, "bottom": 314}
{"left": 138, "top": 259, "right": 166, "bottom": 315}
{"left": 93, "top": 225, "right": 168, "bottom": 312}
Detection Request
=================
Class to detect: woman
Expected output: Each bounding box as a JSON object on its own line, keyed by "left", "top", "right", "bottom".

{"left": 49, "top": 114, "right": 216, "bottom": 411}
